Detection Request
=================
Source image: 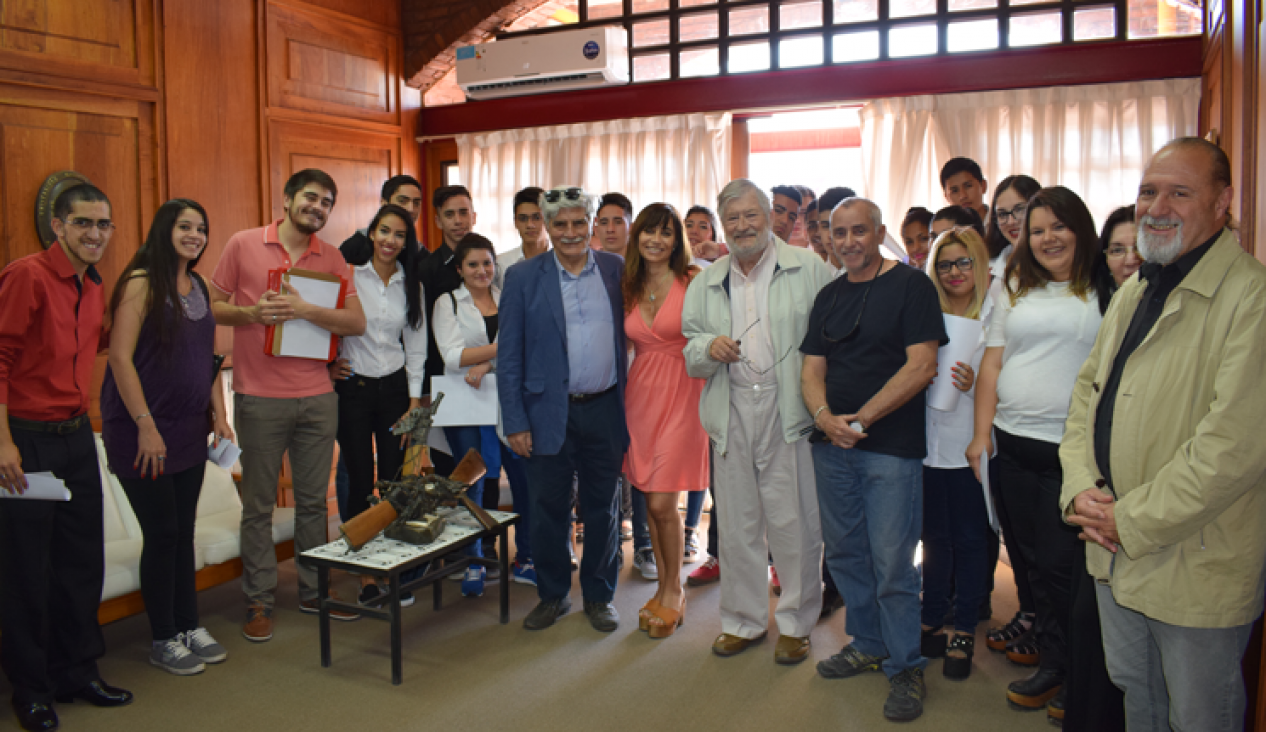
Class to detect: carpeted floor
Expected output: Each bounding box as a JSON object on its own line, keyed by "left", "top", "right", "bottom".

{"left": 5, "top": 531, "right": 1057, "bottom": 732}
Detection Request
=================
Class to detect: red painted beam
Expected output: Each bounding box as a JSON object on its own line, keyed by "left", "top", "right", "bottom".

{"left": 417, "top": 37, "right": 1202, "bottom": 137}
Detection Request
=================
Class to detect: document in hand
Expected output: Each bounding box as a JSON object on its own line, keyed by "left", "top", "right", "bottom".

{"left": 263, "top": 267, "right": 346, "bottom": 361}
{"left": 0, "top": 472, "right": 71, "bottom": 501}
{"left": 431, "top": 374, "right": 500, "bottom": 427}
{"left": 928, "top": 313, "right": 984, "bottom": 412}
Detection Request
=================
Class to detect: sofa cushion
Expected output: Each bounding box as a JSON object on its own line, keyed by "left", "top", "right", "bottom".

{"left": 102, "top": 539, "right": 143, "bottom": 601}
{"left": 196, "top": 513, "right": 242, "bottom": 566}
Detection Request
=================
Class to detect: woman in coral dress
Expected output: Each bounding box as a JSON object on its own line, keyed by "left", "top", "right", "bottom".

{"left": 622, "top": 203, "right": 709, "bottom": 638}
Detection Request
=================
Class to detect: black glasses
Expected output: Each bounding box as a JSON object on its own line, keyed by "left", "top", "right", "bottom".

{"left": 544, "top": 187, "right": 583, "bottom": 203}
{"left": 995, "top": 203, "right": 1027, "bottom": 224}
{"left": 935, "top": 257, "right": 975, "bottom": 274}
{"left": 822, "top": 283, "right": 872, "bottom": 344}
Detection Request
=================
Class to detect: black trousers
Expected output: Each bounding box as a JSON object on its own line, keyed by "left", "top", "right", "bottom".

{"left": 335, "top": 368, "right": 409, "bottom": 522}
{"left": 1064, "top": 541, "right": 1126, "bottom": 731}
{"left": 0, "top": 422, "right": 105, "bottom": 704}
{"left": 118, "top": 462, "right": 206, "bottom": 641}
{"left": 995, "top": 428, "right": 1080, "bottom": 675}
{"left": 990, "top": 449, "right": 1034, "bottom": 614}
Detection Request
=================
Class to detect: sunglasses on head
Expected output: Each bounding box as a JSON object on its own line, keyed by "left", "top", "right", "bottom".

{"left": 544, "top": 187, "right": 584, "bottom": 203}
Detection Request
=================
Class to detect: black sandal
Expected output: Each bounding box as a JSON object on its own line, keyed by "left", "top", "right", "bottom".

{"left": 943, "top": 634, "right": 974, "bottom": 680}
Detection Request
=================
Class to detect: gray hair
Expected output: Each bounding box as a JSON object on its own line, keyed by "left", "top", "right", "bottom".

{"left": 716, "top": 178, "right": 772, "bottom": 223}
{"left": 539, "top": 186, "right": 596, "bottom": 226}
{"left": 835, "top": 197, "right": 884, "bottom": 231}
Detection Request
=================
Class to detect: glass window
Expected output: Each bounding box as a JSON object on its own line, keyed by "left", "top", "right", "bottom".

{"left": 586, "top": 0, "right": 623, "bottom": 20}
{"left": 889, "top": 23, "right": 938, "bottom": 57}
{"left": 1074, "top": 7, "right": 1116, "bottom": 40}
{"left": 679, "top": 0, "right": 715, "bottom": 6}
{"left": 833, "top": 0, "right": 879, "bottom": 24}
{"left": 780, "top": 35, "right": 825, "bottom": 67}
{"left": 680, "top": 46, "right": 720, "bottom": 77}
{"left": 1010, "top": 12, "right": 1063, "bottom": 46}
{"left": 729, "top": 6, "right": 770, "bottom": 36}
{"left": 833, "top": 30, "right": 880, "bottom": 62}
{"left": 730, "top": 41, "right": 772, "bottom": 72}
{"left": 633, "top": 53, "right": 671, "bottom": 81}
{"left": 890, "top": 0, "right": 937, "bottom": 19}
{"left": 948, "top": 0, "right": 995, "bottom": 11}
{"left": 631, "top": 0, "right": 669, "bottom": 13}
{"left": 780, "top": 1, "right": 823, "bottom": 30}
{"left": 1128, "top": 0, "right": 1201, "bottom": 37}
{"left": 948, "top": 18, "right": 998, "bottom": 52}
{"left": 633, "top": 18, "right": 670, "bottom": 47}
{"left": 680, "top": 11, "right": 719, "bottom": 42}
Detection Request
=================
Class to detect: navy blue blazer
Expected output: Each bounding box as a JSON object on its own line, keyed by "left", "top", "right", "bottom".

{"left": 497, "top": 250, "right": 629, "bottom": 457}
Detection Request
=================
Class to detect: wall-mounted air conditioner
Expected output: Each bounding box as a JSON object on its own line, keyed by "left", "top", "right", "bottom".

{"left": 456, "top": 26, "right": 629, "bottom": 101}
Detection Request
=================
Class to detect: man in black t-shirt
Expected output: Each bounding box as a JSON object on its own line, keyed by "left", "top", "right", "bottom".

{"left": 800, "top": 197, "right": 946, "bottom": 723}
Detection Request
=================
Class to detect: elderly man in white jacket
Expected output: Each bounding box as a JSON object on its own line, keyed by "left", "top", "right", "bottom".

{"left": 682, "top": 178, "right": 834, "bottom": 664}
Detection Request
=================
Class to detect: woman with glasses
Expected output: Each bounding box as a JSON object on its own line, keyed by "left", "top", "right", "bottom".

{"left": 920, "top": 228, "right": 995, "bottom": 680}
{"left": 985, "top": 175, "right": 1043, "bottom": 279}
{"left": 622, "top": 203, "right": 707, "bottom": 639}
{"left": 967, "top": 187, "right": 1112, "bottom": 716}
{"left": 101, "top": 199, "right": 232, "bottom": 675}
{"left": 1101, "top": 206, "right": 1142, "bottom": 287}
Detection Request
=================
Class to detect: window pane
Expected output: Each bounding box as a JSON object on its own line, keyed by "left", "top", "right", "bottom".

{"left": 680, "top": 46, "right": 720, "bottom": 77}
{"left": 633, "top": 54, "right": 671, "bottom": 81}
{"left": 889, "top": 23, "right": 937, "bottom": 56}
{"left": 1128, "top": 0, "right": 1201, "bottom": 37}
{"left": 890, "top": 0, "right": 936, "bottom": 19}
{"left": 833, "top": 0, "right": 878, "bottom": 23}
{"left": 680, "top": 11, "right": 719, "bottom": 41}
{"left": 1009, "top": 11, "right": 1062, "bottom": 46}
{"left": 729, "top": 41, "right": 771, "bottom": 72}
{"left": 949, "top": 0, "right": 995, "bottom": 10}
{"left": 679, "top": 0, "right": 716, "bottom": 6}
{"left": 948, "top": 18, "right": 998, "bottom": 51}
{"left": 780, "top": 0, "right": 823, "bottom": 30}
{"left": 586, "top": 0, "right": 623, "bottom": 20}
{"left": 631, "top": 0, "right": 669, "bottom": 13}
{"left": 1009, "top": 0, "right": 1048, "bottom": 5}
{"left": 833, "top": 30, "right": 880, "bottom": 62}
{"left": 780, "top": 35, "right": 824, "bottom": 67}
{"left": 1074, "top": 6, "right": 1116, "bottom": 40}
{"left": 729, "top": 6, "right": 769, "bottom": 35}
{"left": 633, "top": 18, "right": 670, "bottom": 47}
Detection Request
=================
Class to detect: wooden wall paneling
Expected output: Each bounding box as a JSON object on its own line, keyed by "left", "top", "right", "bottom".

{"left": 267, "top": 119, "right": 400, "bottom": 248}
{"left": 420, "top": 137, "right": 456, "bottom": 252}
{"left": 0, "top": 0, "right": 155, "bottom": 89}
{"left": 731, "top": 118, "right": 750, "bottom": 181}
{"left": 1256, "top": 0, "right": 1265, "bottom": 267}
{"left": 271, "top": 0, "right": 401, "bottom": 30}
{"left": 265, "top": 1, "right": 399, "bottom": 127}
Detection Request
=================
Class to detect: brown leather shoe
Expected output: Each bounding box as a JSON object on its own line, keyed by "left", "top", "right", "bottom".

{"left": 243, "top": 603, "right": 273, "bottom": 643}
{"left": 299, "top": 592, "right": 360, "bottom": 621}
{"left": 712, "top": 631, "right": 767, "bottom": 657}
{"left": 775, "top": 635, "right": 811, "bottom": 665}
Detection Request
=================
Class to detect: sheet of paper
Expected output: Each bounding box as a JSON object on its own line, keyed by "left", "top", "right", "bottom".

{"left": 928, "top": 313, "right": 984, "bottom": 412}
{"left": 431, "top": 374, "right": 499, "bottom": 427}
{"left": 277, "top": 272, "right": 341, "bottom": 359}
{"left": 0, "top": 472, "right": 71, "bottom": 501}
{"left": 208, "top": 437, "right": 242, "bottom": 470}
{"left": 979, "top": 451, "right": 999, "bottom": 533}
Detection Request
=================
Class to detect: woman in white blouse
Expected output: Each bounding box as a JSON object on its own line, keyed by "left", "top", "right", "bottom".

{"left": 335, "top": 205, "right": 427, "bottom": 600}
{"left": 433, "top": 233, "right": 533, "bottom": 595}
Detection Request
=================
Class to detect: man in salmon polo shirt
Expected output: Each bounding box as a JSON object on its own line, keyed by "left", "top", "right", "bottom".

{"left": 210, "top": 169, "right": 367, "bottom": 642}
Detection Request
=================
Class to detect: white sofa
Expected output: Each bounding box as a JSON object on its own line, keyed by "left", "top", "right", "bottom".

{"left": 96, "top": 435, "right": 296, "bottom": 602}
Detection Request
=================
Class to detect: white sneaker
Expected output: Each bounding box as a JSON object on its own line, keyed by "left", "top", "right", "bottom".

{"left": 182, "top": 627, "right": 227, "bottom": 664}
{"left": 151, "top": 637, "right": 205, "bottom": 676}
{"left": 633, "top": 548, "right": 658, "bottom": 580}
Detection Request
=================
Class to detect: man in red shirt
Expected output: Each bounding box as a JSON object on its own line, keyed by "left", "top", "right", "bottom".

{"left": 210, "top": 169, "right": 366, "bottom": 643}
{"left": 0, "top": 184, "right": 134, "bottom": 732}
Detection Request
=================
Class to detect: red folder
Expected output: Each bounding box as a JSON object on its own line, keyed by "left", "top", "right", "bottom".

{"left": 263, "top": 267, "right": 347, "bottom": 361}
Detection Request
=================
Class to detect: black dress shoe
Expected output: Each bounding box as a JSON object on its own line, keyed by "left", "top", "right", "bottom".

{"left": 1006, "top": 667, "right": 1063, "bottom": 709}
{"left": 54, "top": 680, "right": 133, "bottom": 707}
{"left": 583, "top": 601, "right": 619, "bottom": 632}
{"left": 12, "top": 701, "right": 58, "bottom": 731}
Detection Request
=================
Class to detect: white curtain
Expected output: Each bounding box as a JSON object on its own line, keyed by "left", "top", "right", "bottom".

{"left": 457, "top": 112, "right": 732, "bottom": 252}
{"left": 859, "top": 78, "right": 1201, "bottom": 231}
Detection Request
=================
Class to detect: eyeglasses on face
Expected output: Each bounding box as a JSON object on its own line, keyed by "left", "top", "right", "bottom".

{"left": 994, "top": 204, "right": 1028, "bottom": 224}
{"left": 935, "top": 257, "right": 975, "bottom": 274}
{"left": 63, "top": 217, "right": 115, "bottom": 233}
{"left": 544, "top": 187, "right": 584, "bottom": 203}
{"left": 1106, "top": 245, "right": 1139, "bottom": 258}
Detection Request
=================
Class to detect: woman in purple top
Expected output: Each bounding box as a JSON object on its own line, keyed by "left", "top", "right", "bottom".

{"left": 101, "top": 199, "right": 233, "bottom": 676}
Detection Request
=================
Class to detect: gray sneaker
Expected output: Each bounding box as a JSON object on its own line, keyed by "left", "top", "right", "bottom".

{"left": 151, "top": 637, "right": 206, "bottom": 676}
{"left": 633, "top": 548, "right": 658, "bottom": 580}
{"left": 817, "top": 644, "right": 887, "bottom": 679}
{"left": 182, "top": 627, "right": 227, "bottom": 664}
{"left": 884, "top": 668, "right": 926, "bottom": 721}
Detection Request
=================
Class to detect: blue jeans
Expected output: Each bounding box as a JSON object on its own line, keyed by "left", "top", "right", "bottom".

{"left": 444, "top": 426, "right": 496, "bottom": 557}
{"left": 631, "top": 486, "right": 650, "bottom": 551}
{"left": 685, "top": 489, "right": 705, "bottom": 531}
{"left": 502, "top": 447, "right": 531, "bottom": 561}
{"left": 813, "top": 443, "right": 926, "bottom": 677}
{"left": 920, "top": 466, "right": 992, "bottom": 633}
{"left": 1096, "top": 584, "right": 1253, "bottom": 732}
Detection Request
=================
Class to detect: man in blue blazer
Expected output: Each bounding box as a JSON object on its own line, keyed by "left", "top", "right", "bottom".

{"left": 498, "top": 186, "right": 629, "bottom": 632}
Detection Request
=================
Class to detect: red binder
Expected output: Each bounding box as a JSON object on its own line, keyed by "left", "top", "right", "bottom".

{"left": 263, "top": 267, "right": 347, "bottom": 361}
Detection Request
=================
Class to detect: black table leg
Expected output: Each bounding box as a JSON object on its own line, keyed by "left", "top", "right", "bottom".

{"left": 499, "top": 526, "right": 511, "bottom": 624}
{"left": 388, "top": 573, "right": 403, "bottom": 685}
{"left": 433, "top": 566, "right": 443, "bottom": 611}
{"left": 319, "top": 567, "right": 331, "bottom": 668}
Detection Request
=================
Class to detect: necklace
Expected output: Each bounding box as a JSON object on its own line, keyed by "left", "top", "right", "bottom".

{"left": 647, "top": 271, "right": 672, "bottom": 302}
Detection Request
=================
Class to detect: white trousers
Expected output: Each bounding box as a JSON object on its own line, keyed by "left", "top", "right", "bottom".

{"left": 714, "top": 382, "right": 823, "bottom": 639}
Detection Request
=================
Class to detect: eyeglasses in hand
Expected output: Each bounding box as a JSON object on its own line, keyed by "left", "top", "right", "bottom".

{"left": 732, "top": 317, "right": 794, "bottom": 376}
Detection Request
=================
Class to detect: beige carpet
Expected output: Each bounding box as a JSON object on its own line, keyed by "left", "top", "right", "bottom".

{"left": 10, "top": 534, "right": 1055, "bottom": 732}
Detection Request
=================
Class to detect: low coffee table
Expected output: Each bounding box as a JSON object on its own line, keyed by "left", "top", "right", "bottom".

{"left": 302, "top": 507, "right": 518, "bottom": 684}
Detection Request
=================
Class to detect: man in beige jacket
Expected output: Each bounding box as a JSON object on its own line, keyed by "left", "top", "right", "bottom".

{"left": 1060, "top": 137, "right": 1266, "bottom": 731}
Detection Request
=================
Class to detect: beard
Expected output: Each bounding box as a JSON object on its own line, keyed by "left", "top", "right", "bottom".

{"left": 1136, "top": 215, "right": 1184, "bottom": 265}
{"left": 290, "top": 208, "right": 325, "bottom": 235}
{"left": 728, "top": 228, "right": 773, "bottom": 260}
